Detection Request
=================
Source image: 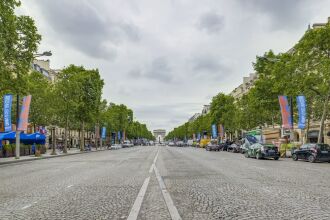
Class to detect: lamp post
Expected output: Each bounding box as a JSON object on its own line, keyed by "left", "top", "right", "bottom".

{"left": 15, "top": 51, "right": 52, "bottom": 159}
{"left": 51, "top": 126, "right": 57, "bottom": 155}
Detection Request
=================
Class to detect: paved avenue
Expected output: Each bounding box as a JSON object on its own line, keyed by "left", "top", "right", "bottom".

{"left": 1, "top": 146, "right": 330, "bottom": 219}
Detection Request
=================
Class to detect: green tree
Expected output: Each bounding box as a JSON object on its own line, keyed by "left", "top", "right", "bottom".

{"left": 25, "top": 71, "right": 53, "bottom": 130}
{"left": 294, "top": 24, "right": 330, "bottom": 143}
{"left": 0, "top": 0, "right": 41, "bottom": 96}
{"left": 210, "top": 93, "right": 237, "bottom": 134}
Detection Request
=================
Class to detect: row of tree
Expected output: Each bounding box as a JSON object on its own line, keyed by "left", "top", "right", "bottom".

{"left": 166, "top": 23, "right": 330, "bottom": 143}
{"left": 0, "top": 1, "right": 154, "bottom": 152}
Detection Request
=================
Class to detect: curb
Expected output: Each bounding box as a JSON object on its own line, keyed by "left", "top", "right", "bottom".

{"left": 0, "top": 149, "right": 108, "bottom": 166}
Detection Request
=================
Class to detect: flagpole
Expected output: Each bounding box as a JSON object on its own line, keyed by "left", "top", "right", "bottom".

{"left": 15, "top": 94, "right": 20, "bottom": 159}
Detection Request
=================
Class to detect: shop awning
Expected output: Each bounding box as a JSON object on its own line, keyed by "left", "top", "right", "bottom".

{"left": 0, "top": 132, "right": 46, "bottom": 145}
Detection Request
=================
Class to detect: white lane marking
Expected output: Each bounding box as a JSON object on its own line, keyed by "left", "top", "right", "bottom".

{"left": 127, "top": 148, "right": 159, "bottom": 220}
{"left": 67, "top": 185, "right": 74, "bottom": 188}
{"left": 154, "top": 165, "right": 182, "bottom": 220}
{"left": 149, "top": 164, "right": 154, "bottom": 173}
{"left": 153, "top": 150, "right": 159, "bottom": 164}
{"left": 127, "top": 177, "right": 150, "bottom": 220}
{"left": 21, "top": 204, "right": 32, "bottom": 210}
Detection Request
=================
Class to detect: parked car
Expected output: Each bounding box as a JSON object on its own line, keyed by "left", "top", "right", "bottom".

{"left": 187, "top": 139, "right": 194, "bottom": 146}
{"left": 292, "top": 143, "right": 330, "bottom": 163}
{"left": 206, "top": 140, "right": 221, "bottom": 151}
{"left": 168, "top": 142, "right": 175, "bottom": 147}
{"left": 122, "top": 140, "right": 133, "bottom": 148}
{"left": 240, "top": 135, "right": 259, "bottom": 153}
{"left": 227, "top": 142, "right": 241, "bottom": 153}
{"left": 110, "top": 144, "right": 122, "bottom": 150}
{"left": 245, "top": 143, "right": 279, "bottom": 160}
{"left": 176, "top": 141, "right": 184, "bottom": 147}
{"left": 220, "top": 140, "right": 232, "bottom": 151}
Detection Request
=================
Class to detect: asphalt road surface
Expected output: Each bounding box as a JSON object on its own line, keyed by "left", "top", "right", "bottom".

{"left": 1, "top": 146, "right": 330, "bottom": 220}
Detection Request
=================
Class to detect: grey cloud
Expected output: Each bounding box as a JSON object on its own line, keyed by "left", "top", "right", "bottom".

{"left": 128, "top": 69, "right": 142, "bottom": 78}
{"left": 128, "top": 57, "right": 174, "bottom": 83}
{"left": 190, "top": 55, "right": 229, "bottom": 79}
{"left": 238, "top": 0, "right": 311, "bottom": 30}
{"left": 197, "top": 11, "right": 224, "bottom": 34}
{"left": 146, "top": 57, "right": 173, "bottom": 82}
{"left": 35, "top": 1, "right": 140, "bottom": 59}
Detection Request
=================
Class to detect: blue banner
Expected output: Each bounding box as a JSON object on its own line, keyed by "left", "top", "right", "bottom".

{"left": 297, "top": 96, "right": 306, "bottom": 129}
{"left": 212, "top": 124, "right": 217, "bottom": 138}
{"left": 3, "top": 94, "right": 13, "bottom": 132}
{"left": 101, "top": 127, "right": 106, "bottom": 139}
{"left": 118, "top": 131, "right": 121, "bottom": 140}
{"left": 197, "top": 133, "right": 201, "bottom": 140}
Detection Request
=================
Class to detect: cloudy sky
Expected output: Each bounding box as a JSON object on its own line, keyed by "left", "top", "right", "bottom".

{"left": 18, "top": 0, "right": 330, "bottom": 132}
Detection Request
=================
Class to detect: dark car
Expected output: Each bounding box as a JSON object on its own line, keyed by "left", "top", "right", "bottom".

{"left": 292, "top": 143, "right": 330, "bottom": 163}
{"left": 220, "top": 140, "right": 233, "bottom": 151}
{"left": 227, "top": 143, "right": 241, "bottom": 153}
{"left": 206, "top": 140, "right": 221, "bottom": 151}
{"left": 245, "top": 143, "right": 279, "bottom": 160}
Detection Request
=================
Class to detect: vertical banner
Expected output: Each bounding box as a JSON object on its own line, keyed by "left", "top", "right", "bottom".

{"left": 118, "top": 131, "right": 121, "bottom": 141}
{"left": 218, "top": 124, "right": 225, "bottom": 138}
{"left": 3, "top": 94, "right": 13, "bottom": 132}
{"left": 278, "top": 96, "right": 292, "bottom": 129}
{"left": 297, "top": 96, "right": 306, "bottom": 129}
{"left": 192, "top": 133, "right": 196, "bottom": 140}
{"left": 111, "top": 132, "right": 116, "bottom": 144}
{"left": 197, "top": 133, "right": 201, "bottom": 140}
{"left": 17, "top": 95, "right": 32, "bottom": 131}
{"left": 95, "top": 125, "right": 100, "bottom": 139}
{"left": 212, "top": 124, "right": 217, "bottom": 139}
{"left": 101, "top": 127, "right": 106, "bottom": 139}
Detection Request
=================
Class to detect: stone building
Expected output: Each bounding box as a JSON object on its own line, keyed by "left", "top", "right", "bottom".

{"left": 229, "top": 73, "right": 258, "bottom": 99}
{"left": 153, "top": 129, "right": 166, "bottom": 143}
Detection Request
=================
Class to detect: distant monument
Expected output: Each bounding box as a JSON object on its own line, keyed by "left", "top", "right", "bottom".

{"left": 153, "top": 129, "right": 166, "bottom": 143}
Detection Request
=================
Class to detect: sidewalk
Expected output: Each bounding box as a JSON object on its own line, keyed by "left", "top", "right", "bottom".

{"left": 0, "top": 147, "right": 108, "bottom": 166}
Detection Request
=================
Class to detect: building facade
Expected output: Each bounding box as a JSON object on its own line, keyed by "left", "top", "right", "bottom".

{"left": 229, "top": 73, "right": 258, "bottom": 99}
{"left": 189, "top": 113, "right": 201, "bottom": 122}
{"left": 201, "top": 105, "right": 210, "bottom": 115}
{"left": 32, "top": 59, "right": 58, "bottom": 83}
{"left": 153, "top": 129, "right": 166, "bottom": 143}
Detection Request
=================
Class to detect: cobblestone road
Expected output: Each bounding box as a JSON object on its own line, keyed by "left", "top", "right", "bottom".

{"left": 1, "top": 146, "right": 330, "bottom": 219}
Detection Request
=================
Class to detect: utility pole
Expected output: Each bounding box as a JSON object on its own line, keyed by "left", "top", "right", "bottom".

{"left": 51, "top": 126, "right": 57, "bottom": 155}
{"left": 15, "top": 94, "right": 20, "bottom": 159}
{"left": 290, "top": 96, "right": 294, "bottom": 143}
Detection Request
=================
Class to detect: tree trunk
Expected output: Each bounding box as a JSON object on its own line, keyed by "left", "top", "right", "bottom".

{"left": 63, "top": 116, "right": 68, "bottom": 153}
{"left": 80, "top": 121, "right": 85, "bottom": 151}
{"left": 68, "top": 129, "right": 71, "bottom": 150}
{"left": 318, "top": 92, "right": 330, "bottom": 143}
{"left": 305, "top": 113, "right": 310, "bottom": 144}
{"left": 95, "top": 124, "right": 99, "bottom": 150}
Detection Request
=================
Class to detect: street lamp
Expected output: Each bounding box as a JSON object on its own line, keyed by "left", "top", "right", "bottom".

{"left": 15, "top": 51, "right": 52, "bottom": 159}
{"left": 33, "top": 51, "right": 52, "bottom": 58}
{"left": 51, "top": 126, "right": 57, "bottom": 155}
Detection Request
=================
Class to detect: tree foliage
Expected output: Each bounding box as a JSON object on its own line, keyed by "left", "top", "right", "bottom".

{"left": 167, "top": 24, "right": 330, "bottom": 143}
